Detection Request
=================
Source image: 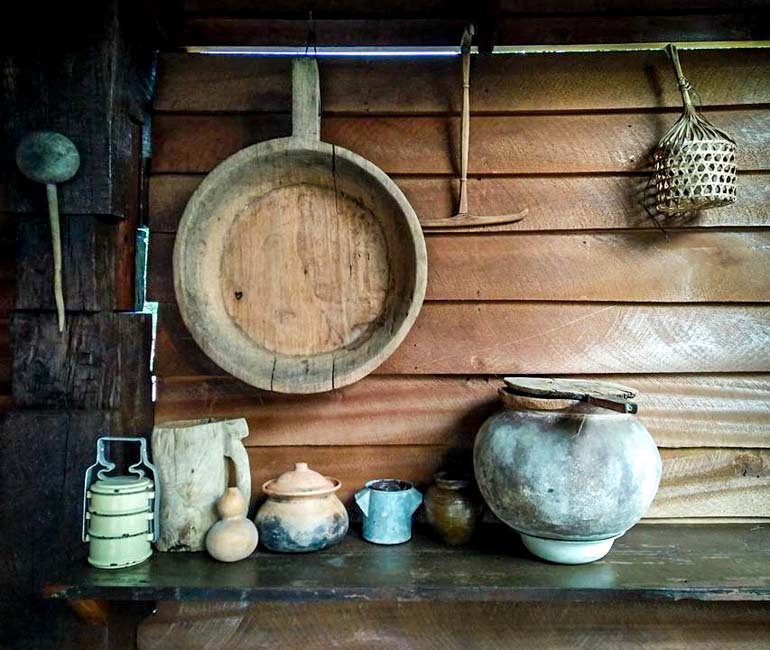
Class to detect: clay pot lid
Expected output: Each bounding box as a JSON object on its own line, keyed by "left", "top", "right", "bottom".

{"left": 262, "top": 462, "right": 341, "bottom": 497}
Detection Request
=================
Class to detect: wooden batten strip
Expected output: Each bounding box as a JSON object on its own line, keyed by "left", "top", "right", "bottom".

{"left": 154, "top": 303, "right": 770, "bottom": 377}
{"left": 155, "top": 374, "right": 770, "bottom": 448}
{"left": 240, "top": 445, "right": 770, "bottom": 518}
{"left": 151, "top": 110, "right": 770, "bottom": 174}
{"left": 155, "top": 50, "right": 770, "bottom": 114}
{"left": 179, "top": 13, "right": 768, "bottom": 47}
{"left": 148, "top": 230, "right": 770, "bottom": 303}
{"left": 148, "top": 173, "right": 770, "bottom": 233}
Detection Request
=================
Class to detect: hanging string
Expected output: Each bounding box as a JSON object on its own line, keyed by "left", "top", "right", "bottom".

{"left": 304, "top": 10, "right": 318, "bottom": 57}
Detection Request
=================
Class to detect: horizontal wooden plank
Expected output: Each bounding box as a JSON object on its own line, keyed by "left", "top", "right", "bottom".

{"left": 141, "top": 599, "right": 770, "bottom": 650}
{"left": 180, "top": 13, "right": 769, "bottom": 46}
{"left": 151, "top": 110, "right": 770, "bottom": 174}
{"left": 154, "top": 302, "right": 770, "bottom": 376}
{"left": 654, "top": 448, "right": 770, "bottom": 518}
{"left": 147, "top": 229, "right": 770, "bottom": 303}
{"left": 148, "top": 173, "right": 770, "bottom": 233}
{"left": 155, "top": 50, "right": 770, "bottom": 113}
{"left": 382, "top": 303, "right": 770, "bottom": 374}
{"left": 235, "top": 445, "right": 770, "bottom": 517}
{"left": 155, "top": 374, "right": 770, "bottom": 448}
{"left": 184, "top": 0, "right": 770, "bottom": 16}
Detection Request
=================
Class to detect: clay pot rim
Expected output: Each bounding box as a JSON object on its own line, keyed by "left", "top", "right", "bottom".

{"left": 433, "top": 471, "right": 473, "bottom": 490}
{"left": 262, "top": 477, "right": 342, "bottom": 498}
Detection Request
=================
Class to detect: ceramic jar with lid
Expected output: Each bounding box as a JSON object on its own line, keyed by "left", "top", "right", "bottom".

{"left": 424, "top": 471, "right": 484, "bottom": 545}
{"left": 255, "top": 462, "right": 349, "bottom": 553}
{"left": 473, "top": 378, "right": 661, "bottom": 564}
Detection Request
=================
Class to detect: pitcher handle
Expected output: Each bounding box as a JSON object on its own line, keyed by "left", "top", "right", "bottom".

{"left": 225, "top": 423, "right": 252, "bottom": 508}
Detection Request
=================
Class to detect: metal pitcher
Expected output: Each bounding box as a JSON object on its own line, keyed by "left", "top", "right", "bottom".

{"left": 355, "top": 479, "right": 423, "bottom": 545}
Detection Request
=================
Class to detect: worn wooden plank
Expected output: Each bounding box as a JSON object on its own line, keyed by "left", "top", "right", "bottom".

{"left": 180, "top": 13, "right": 769, "bottom": 46}
{"left": 140, "top": 600, "right": 770, "bottom": 650}
{"left": 148, "top": 172, "right": 770, "bottom": 233}
{"left": 155, "top": 374, "right": 770, "bottom": 448}
{"left": 10, "top": 312, "right": 153, "bottom": 419}
{"left": 150, "top": 110, "right": 770, "bottom": 174}
{"left": 0, "top": 410, "right": 113, "bottom": 646}
{"left": 183, "top": 0, "right": 770, "bottom": 15}
{"left": 15, "top": 213, "right": 116, "bottom": 312}
{"left": 182, "top": 18, "right": 468, "bottom": 46}
{"left": 148, "top": 229, "right": 770, "bottom": 303}
{"left": 154, "top": 302, "right": 770, "bottom": 377}
{"left": 654, "top": 448, "right": 770, "bottom": 518}
{"left": 0, "top": 3, "right": 155, "bottom": 218}
{"left": 380, "top": 303, "right": 770, "bottom": 375}
{"left": 44, "top": 525, "right": 770, "bottom": 603}
{"left": 237, "top": 446, "right": 770, "bottom": 516}
{"left": 155, "top": 50, "right": 770, "bottom": 113}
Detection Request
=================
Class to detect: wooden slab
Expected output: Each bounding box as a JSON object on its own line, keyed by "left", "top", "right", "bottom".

{"left": 151, "top": 110, "right": 770, "bottom": 175}
{"left": 154, "top": 302, "right": 770, "bottom": 377}
{"left": 148, "top": 173, "right": 770, "bottom": 233}
{"left": 149, "top": 229, "right": 770, "bottom": 303}
{"left": 44, "top": 524, "right": 770, "bottom": 603}
{"left": 155, "top": 374, "right": 770, "bottom": 449}
{"left": 238, "top": 446, "right": 770, "bottom": 517}
{"left": 155, "top": 50, "right": 770, "bottom": 114}
{"left": 180, "top": 13, "right": 768, "bottom": 46}
{"left": 140, "top": 599, "right": 770, "bottom": 650}
{"left": 655, "top": 448, "right": 770, "bottom": 518}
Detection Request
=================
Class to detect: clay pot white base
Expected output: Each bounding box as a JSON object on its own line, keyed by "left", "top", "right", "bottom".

{"left": 520, "top": 533, "right": 617, "bottom": 564}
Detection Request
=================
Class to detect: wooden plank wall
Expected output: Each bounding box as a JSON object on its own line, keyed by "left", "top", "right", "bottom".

{"left": 0, "top": 213, "right": 15, "bottom": 413}
{"left": 148, "top": 48, "right": 770, "bottom": 522}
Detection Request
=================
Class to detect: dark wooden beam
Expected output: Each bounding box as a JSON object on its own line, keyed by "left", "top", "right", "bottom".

{"left": 0, "top": 2, "right": 157, "bottom": 648}
{"left": 0, "top": 1, "right": 157, "bottom": 218}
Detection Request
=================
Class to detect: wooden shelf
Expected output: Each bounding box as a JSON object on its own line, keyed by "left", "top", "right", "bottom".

{"left": 45, "top": 524, "right": 770, "bottom": 603}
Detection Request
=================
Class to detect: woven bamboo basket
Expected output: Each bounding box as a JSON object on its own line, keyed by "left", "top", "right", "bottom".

{"left": 653, "top": 44, "right": 737, "bottom": 215}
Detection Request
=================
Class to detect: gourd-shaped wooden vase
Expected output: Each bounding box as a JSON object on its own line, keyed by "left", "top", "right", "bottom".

{"left": 205, "top": 487, "right": 258, "bottom": 562}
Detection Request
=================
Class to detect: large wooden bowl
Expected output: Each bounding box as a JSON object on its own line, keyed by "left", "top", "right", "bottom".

{"left": 173, "top": 59, "right": 427, "bottom": 393}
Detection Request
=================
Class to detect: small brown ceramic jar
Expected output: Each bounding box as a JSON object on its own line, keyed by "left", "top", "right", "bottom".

{"left": 424, "top": 471, "right": 483, "bottom": 545}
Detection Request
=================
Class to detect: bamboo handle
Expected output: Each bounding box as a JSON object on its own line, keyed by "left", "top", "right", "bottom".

{"left": 46, "top": 183, "right": 65, "bottom": 332}
{"left": 665, "top": 44, "right": 694, "bottom": 113}
{"left": 457, "top": 25, "right": 474, "bottom": 215}
{"left": 292, "top": 57, "right": 321, "bottom": 140}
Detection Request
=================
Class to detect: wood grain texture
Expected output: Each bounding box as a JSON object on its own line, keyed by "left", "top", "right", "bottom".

{"left": 149, "top": 229, "right": 770, "bottom": 303}
{"left": 15, "top": 213, "right": 115, "bottom": 312}
{"left": 140, "top": 600, "right": 770, "bottom": 650}
{"left": 180, "top": 13, "right": 769, "bottom": 46}
{"left": 155, "top": 302, "right": 770, "bottom": 377}
{"left": 155, "top": 374, "right": 770, "bottom": 449}
{"left": 173, "top": 114, "right": 427, "bottom": 393}
{"left": 239, "top": 446, "right": 770, "bottom": 517}
{"left": 183, "top": 0, "right": 770, "bottom": 15}
{"left": 148, "top": 172, "right": 770, "bottom": 233}
{"left": 46, "top": 524, "right": 770, "bottom": 603}
{"left": 151, "top": 110, "right": 770, "bottom": 175}
{"left": 155, "top": 50, "right": 770, "bottom": 114}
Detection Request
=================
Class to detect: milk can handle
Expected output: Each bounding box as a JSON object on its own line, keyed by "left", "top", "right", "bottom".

{"left": 82, "top": 437, "right": 160, "bottom": 543}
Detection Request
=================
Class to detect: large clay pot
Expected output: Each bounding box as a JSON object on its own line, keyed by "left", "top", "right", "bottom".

{"left": 473, "top": 378, "right": 661, "bottom": 564}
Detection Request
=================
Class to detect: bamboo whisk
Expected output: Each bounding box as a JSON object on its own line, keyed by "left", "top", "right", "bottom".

{"left": 652, "top": 44, "right": 737, "bottom": 215}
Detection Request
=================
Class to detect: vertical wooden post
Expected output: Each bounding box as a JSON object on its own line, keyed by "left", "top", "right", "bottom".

{"left": 0, "top": 1, "right": 159, "bottom": 647}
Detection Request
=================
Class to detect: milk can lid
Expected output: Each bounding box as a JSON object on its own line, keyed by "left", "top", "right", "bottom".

{"left": 90, "top": 475, "right": 154, "bottom": 495}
